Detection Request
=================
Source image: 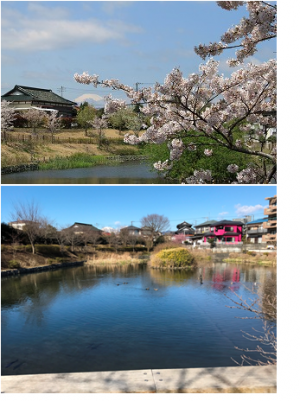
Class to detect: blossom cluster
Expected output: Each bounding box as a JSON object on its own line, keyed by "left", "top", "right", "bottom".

{"left": 74, "top": 72, "right": 99, "bottom": 88}
{"left": 73, "top": 1, "right": 276, "bottom": 184}
{"left": 1, "top": 100, "right": 16, "bottom": 134}
{"left": 195, "top": 1, "right": 276, "bottom": 65}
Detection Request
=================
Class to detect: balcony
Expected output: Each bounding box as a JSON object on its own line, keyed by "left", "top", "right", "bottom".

{"left": 247, "top": 228, "right": 268, "bottom": 234}
{"left": 263, "top": 221, "right": 277, "bottom": 229}
{"left": 264, "top": 205, "right": 277, "bottom": 216}
{"left": 262, "top": 233, "right": 277, "bottom": 242}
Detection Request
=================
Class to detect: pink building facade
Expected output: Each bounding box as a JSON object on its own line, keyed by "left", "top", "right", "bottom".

{"left": 203, "top": 220, "right": 243, "bottom": 243}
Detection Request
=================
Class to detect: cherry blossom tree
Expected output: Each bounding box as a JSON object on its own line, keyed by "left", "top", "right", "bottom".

{"left": 24, "top": 108, "right": 47, "bottom": 135}
{"left": 44, "top": 110, "right": 62, "bottom": 143}
{"left": 89, "top": 115, "right": 108, "bottom": 147}
{"left": 74, "top": 1, "right": 276, "bottom": 184}
{"left": 1, "top": 100, "right": 16, "bottom": 139}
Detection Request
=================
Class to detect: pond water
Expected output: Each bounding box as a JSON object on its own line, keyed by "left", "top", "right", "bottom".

{"left": 1, "top": 262, "right": 276, "bottom": 376}
{"left": 1, "top": 161, "right": 175, "bottom": 184}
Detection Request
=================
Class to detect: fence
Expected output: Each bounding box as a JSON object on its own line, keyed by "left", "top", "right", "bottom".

{"left": 1, "top": 133, "right": 127, "bottom": 145}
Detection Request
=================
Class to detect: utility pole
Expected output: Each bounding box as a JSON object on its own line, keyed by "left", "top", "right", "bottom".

{"left": 57, "top": 86, "right": 66, "bottom": 97}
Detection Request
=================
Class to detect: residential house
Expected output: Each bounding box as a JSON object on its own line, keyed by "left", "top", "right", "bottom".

{"left": 262, "top": 195, "right": 277, "bottom": 246}
{"left": 194, "top": 220, "right": 244, "bottom": 244}
{"left": 8, "top": 220, "right": 33, "bottom": 231}
{"left": 175, "top": 221, "right": 195, "bottom": 236}
{"left": 64, "top": 222, "right": 102, "bottom": 235}
{"left": 120, "top": 225, "right": 141, "bottom": 236}
{"left": 1, "top": 85, "right": 77, "bottom": 117}
{"left": 190, "top": 220, "right": 217, "bottom": 245}
{"left": 245, "top": 218, "right": 268, "bottom": 244}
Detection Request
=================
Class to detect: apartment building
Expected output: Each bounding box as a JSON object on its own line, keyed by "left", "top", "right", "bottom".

{"left": 262, "top": 195, "right": 277, "bottom": 246}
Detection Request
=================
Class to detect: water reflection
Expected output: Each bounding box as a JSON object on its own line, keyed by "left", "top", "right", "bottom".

{"left": 1, "top": 262, "right": 276, "bottom": 376}
{"left": 1, "top": 161, "right": 175, "bottom": 185}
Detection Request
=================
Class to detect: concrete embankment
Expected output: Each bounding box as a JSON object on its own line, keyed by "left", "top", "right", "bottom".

{"left": 1, "top": 366, "right": 276, "bottom": 393}
{"left": 1, "top": 261, "right": 85, "bottom": 277}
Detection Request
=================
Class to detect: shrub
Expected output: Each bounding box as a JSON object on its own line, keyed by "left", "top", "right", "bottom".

{"left": 8, "top": 259, "right": 21, "bottom": 269}
{"left": 150, "top": 247, "right": 195, "bottom": 269}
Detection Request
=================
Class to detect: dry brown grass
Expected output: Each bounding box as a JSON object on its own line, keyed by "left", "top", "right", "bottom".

{"left": 86, "top": 252, "right": 143, "bottom": 266}
{"left": 190, "top": 248, "right": 213, "bottom": 261}
{"left": 224, "top": 251, "right": 277, "bottom": 266}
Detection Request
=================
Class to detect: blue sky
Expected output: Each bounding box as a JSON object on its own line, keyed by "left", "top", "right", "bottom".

{"left": 1, "top": 185, "right": 276, "bottom": 231}
{"left": 1, "top": 1, "right": 276, "bottom": 107}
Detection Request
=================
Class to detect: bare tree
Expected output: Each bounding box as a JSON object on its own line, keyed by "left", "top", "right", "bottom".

{"left": 54, "top": 225, "right": 69, "bottom": 252}
{"left": 225, "top": 278, "right": 277, "bottom": 366}
{"left": 107, "top": 231, "right": 121, "bottom": 253}
{"left": 119, "top": 228, "right": 130, "bottom": 247}
{"left": 140, "top": 214, "right": 170, "bottom": 242}
{"left": 62, "top": 227, "right": 82, "bottom": 252}
{"left": 128, "top": 235, "right": 139, "bottom": 253}
{"left": 11, "top": 201, "right": 45, "bottom": 254}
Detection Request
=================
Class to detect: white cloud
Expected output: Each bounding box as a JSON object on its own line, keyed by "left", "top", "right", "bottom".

{"left": 219, "top": 211, "right": 229, "bottom": 216}
{"left": 234, "top": 203, "right": 265, "bottom": 217}
{"left": 1, "top": 6, "right": 142, "bottom": 52}
{"left": 27, "top": 3, "right": 70, "bottom": 19}
{"left": 101, "top": 1, "right": 134, "bottom": 15}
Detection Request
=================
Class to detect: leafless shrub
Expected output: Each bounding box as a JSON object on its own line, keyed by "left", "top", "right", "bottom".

{"left": 225, "top": 278, "right": 277, "bottom": 366}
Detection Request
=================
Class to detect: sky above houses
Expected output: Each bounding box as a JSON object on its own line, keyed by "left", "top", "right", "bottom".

{"left": 1, "top": 185, "right": 276, "bottom": 231}
{"left": 1, "top": 0, "right": 276, "bottom": 107}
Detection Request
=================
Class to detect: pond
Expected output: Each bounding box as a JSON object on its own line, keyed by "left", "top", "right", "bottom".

{"left": 1, "top": 262, "right": 276, "bottom": 376}
{"left": 1, "top": 161, "right": 176, "bottom": 184}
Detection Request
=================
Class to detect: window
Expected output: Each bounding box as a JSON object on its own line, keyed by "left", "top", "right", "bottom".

{"left": 225, "top": 237, "right": 234, "bottom": 242}
{"left": 225, "top": 227, "right": 234, "bottom": 232}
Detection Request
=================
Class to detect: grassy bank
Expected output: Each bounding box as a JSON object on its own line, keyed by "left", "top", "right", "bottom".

{"left": 38, "top": 153, "right": 119, "bottom": 170}
{"left": 1, "top": 128, "right": 144, "bottom": 168}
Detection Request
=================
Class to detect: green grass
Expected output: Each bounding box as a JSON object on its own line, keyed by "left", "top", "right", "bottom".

{"left": 39, "top": 153, "right": 119, "bottom": 170}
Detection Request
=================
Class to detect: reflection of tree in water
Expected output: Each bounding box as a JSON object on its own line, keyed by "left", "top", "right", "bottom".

{"left": 149, "top": 268, "right": 198, "bottom": 287}
{"left": 1, "top": 263, "right": 149, "bottom": 326}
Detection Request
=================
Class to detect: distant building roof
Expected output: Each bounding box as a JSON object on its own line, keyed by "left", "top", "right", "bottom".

{"left": 246, "top": 218, "right": 267, "bottom": 225}
{"left": 176, "top": 221, "right": 193, "bottom": 229}
{"left": 194, "top": 220, "right": 217, "bottom": 228}
{"left": 122, "top": 225, "right": 141, "bottom": 231}
{"left": 66, "top": 222, "right": 101, "bottom": 232}
{"left": 210, "top": 220, "right": 244, "bottom": 227}
{"left": 1, "top": 85, "right": 76, "bottom": 106}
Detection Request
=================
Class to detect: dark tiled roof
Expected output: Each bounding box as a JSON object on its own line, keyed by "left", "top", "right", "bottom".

{"left": 2, "top": 85, "right": 76, "bottom": 105}
{"left": 210, "top": 220, "right": 244, "bottom": 227}
{"left": 122, "top": 225, "right": 141, "bottom": 230}
{"left": 176, "top": 221, "right": 193, "bottom": 229}
{"left": 194, "top": 220, "right": 217, "bottom": 228}
{"left": 68, "top": 222, "right": 101, "bottom": 231}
